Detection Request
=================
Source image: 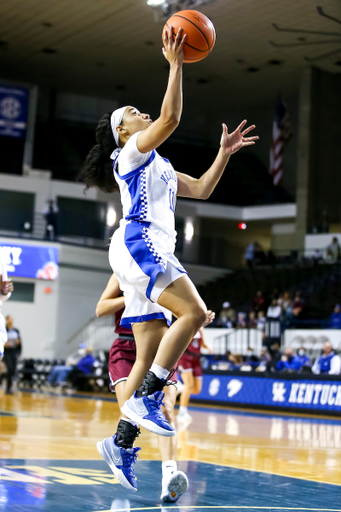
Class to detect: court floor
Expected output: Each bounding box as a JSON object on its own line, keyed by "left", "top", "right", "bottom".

{"left": 1, "top": 390, "right": 341, "bottom": 511}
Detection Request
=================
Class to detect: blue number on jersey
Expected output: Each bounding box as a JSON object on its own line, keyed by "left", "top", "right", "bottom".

{"left": 169, "top": 188, "right": 175, "bottom": 212}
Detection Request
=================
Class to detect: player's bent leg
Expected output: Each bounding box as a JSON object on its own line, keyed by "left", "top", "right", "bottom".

{"left": 159, "top": 385, "right": 189, "bottom": 503}
{"left": 121, "top": 320, "right": 176, "bottom": 437}
{"left": 155, "top": 275, "right": 207, "bottom": 371}
{"left": 97, "top": 381, "right": 141, "bottom": 491}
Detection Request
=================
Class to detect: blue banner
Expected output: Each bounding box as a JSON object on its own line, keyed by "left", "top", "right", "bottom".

{"left": 0, "top": 85, "right": 29, "bottom": 138}
{"left": 195, "top": 374, "right": 341, "bottom": 412}
{"left": 0, "top": 242, "right": 59, "bottom": 280}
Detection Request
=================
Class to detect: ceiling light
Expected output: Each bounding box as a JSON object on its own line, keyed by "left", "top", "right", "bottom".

{"left": 147, "top": 0, "right": 166, "bottom": 6}
{"left": 185, "top": 219, "right": 194, "bottom": 241}
{"left": 106, "top": 207, "right": 116, "bottom": 227}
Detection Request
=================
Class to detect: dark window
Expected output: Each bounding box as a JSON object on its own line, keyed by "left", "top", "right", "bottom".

{"left": 8, "top": 282, "right": 35, "bottom": 302}
{"left": 57, "top": 197, "right": 107, "bottom": 240}
{"left": 0, "top": 190, "right": 34, "bottom": 232}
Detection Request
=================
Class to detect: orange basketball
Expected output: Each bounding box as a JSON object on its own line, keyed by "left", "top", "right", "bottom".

{"left": 163, "top": 10, "right": 216, "bottom": 64}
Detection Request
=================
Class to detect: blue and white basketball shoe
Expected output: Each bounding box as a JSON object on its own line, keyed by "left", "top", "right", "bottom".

{"left": 121, "top": 390, "right": 175, "bottom": 437}
{"left": 97, "top": 435, "right": 140, "bottom": 491}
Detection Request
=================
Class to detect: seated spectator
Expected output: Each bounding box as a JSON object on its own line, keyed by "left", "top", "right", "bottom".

{"left": 244, "top": 243, "right": 255, "bottom": 268}
{"left": 236, "top": 312, "right": 247, "bottom": 329}
{"left": 276, "top": 348, "right": 302, "bottom": 372}
{"left": 267, "top": 299, "right": 282, "bottom": 319}
{"left": 312, "top": 342, "right": 341, "bottom": 375}
{"left": 244, "top": 346, "right": 259, "bottom": 367}
{"left": 252, "top": 290, "right": 265, "bottom": 313}
{"left": 257, "top": 311, "right": 266, "bottom": 330}
{"left": 247, "top": 311, "right": 257, "bottom": 329}
{"left": 66, "top": 348, "right": 99, "bottom": 389}
{"left": 218, "top": 302, "right": 236, "bottom": 327}
{"left": 47, "top": 344, "right": 86, "bottom": 387}
{"left": 278, "top": 291, "right": 292, "bottom": 315}
{"left": 326, "top": 237, "right": 340, "bottom": 262}
{"left": 228, "top": 353, "right": 243, "bottom": 371}
{"left": 260, "top": 348, "right": 270, "bottom": 365}
{"left": 329, "top": 304, "right": 341, "bottom": 329}
{"left": 286, "top": 293, "right": 306, "bottom": 320}
{"left": 297, "top": 347, "right": 311, "bottom": 367}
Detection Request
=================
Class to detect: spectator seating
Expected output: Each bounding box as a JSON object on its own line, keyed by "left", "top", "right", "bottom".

{"left": 16, "top": 358, "right": 109, "bottom": 392}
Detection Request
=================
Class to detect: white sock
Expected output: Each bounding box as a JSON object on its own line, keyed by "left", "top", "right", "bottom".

{"left": 162, "top": 460, "right": 177, "bottom": 478}
{"left": 120, "top": 417, "right": 138, "bottom": 428}
{"left": 179, "top": 406, "right": 188, "bottom": 414}
{"left": 150, "top": 363, "right": 169, "bottom": 381}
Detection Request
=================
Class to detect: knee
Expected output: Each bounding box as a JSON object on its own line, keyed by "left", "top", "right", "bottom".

{"left": 190, "top": 306, "right": 207, "bottom": 330}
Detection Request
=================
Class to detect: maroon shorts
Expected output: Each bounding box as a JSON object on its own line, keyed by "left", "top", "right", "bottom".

{"left": 108, "top": 337, "right": 136, "bottom": 391}
{"left": 178, "top": 353, "right": 202, "bottom": 378}
{"left": 108, "top": 336, "right": 178, "bottom": 392}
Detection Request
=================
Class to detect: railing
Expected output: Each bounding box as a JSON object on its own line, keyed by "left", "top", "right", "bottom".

{"left": 66, "top": 316, "right": 118, "bottom": 354}
{"left": 211, "top": 329, "right": 263, "bottom": 356}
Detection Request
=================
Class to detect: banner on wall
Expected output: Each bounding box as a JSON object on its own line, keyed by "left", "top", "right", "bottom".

{"left": 195, "top": 374, "right": 341, "bottom": 412}
{"left": 0, "top": 242, "right": 59, "bottom": 280}
{"left": 0, "top": 85, "right": 29, "bottom": 138}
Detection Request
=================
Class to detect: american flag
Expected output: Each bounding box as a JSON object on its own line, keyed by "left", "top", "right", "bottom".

{"left": 269, "top": 96, "right": 292, "bottom": 186}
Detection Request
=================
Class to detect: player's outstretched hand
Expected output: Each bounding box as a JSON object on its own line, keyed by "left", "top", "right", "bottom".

{"left": 220, "top": 121, "right": 259, "bottom": 156}
{"left": 203, "top": 310, "right": 215, "bottom": 327}
{"left": 162, "top": 26, "right": 187, "bottom": 66}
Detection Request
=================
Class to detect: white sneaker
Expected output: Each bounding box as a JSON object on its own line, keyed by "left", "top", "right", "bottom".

{"left": 161, "top": 470, "right": 189, "bottom": 502}
{"left": 177, "top": 409, "right": 192, "bottom": 422}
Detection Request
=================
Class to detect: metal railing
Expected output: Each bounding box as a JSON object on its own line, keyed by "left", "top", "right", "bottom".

{"left": 211, "top": 328, "right": 263, "bottom": 356}
{"left": 66, "top": 316, "right": 118, "bottom": 355}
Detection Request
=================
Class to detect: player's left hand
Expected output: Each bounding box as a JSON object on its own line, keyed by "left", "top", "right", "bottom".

{"left": 203, "top": 310, "right": 215, "bottom": 327}
{"left": 220, "top": 121, "right": 259, "bottom": 156}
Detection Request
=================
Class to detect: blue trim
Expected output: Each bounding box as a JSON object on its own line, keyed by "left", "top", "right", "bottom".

{"left": 114, "top": 150, "right": 156, "bottom": 181}
{"left": 120, "top": 312, "right": 171, "bottom": 328}
{"left": 124, "top": 221, "right": 166, "bottom": 302}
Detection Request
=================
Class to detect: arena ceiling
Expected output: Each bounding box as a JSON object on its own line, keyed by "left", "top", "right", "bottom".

{"left": 0, "top": 0, "right": 340, "bottom": 124}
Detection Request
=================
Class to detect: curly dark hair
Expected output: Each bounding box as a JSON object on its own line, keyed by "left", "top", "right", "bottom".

{"left": 78, "top": 112, "right": 119, "bottom": 193}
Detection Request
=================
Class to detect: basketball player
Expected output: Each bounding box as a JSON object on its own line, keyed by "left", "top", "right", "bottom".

{"left": 80, "top": 26, "right": 258, "bottom": 486}
{"left": 177, "top": 327, "right": 212, "bottom": 422}
{"left": 0, "top": 255, "right": 13, "bottom": 361}
{"left": 96, "top": 273, "right": 215, "bottom": 496}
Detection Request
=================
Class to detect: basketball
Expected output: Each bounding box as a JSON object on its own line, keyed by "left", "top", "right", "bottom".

{"left": 163, "top": 10, "right": 216, "bottom": 63}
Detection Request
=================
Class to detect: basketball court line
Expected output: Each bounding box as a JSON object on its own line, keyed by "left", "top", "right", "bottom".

{"left": 94, "top": 507, "right": 341, "bottom": 512}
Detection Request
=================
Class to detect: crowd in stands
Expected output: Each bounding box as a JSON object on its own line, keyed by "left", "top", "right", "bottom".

{"left": 211, "top": 341, "right": 341, "bottom": 376}
{"left": 218, "top": 289, "right": 308, "bottom": 329}
{"left": 244, "top": 236, "right": 341, "bottom": 268}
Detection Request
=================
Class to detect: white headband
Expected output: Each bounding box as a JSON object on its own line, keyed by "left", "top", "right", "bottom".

{"left": 110, "top": 106, "right": 129, "bottom": 147}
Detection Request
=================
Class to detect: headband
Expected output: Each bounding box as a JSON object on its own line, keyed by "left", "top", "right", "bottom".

{"left": 110, "top": 106, "right": 129, "bottom": 147}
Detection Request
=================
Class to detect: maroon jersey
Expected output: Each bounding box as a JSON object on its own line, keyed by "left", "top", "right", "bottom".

{"left": 115, "top": 308, "right": 133, "bottom": 336}
{"left": 186, "top": 330, "right": 202, "bottom": 355}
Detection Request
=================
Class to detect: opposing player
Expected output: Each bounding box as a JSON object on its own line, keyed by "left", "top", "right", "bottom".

{"left": 177, "top": 327, "right": 212, "bottom": 422}
{"left": 80, "top": 25, "right": 258, "bottom": 480}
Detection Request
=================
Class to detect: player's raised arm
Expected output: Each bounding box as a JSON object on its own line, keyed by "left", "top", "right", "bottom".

{"left": 135, "top": 27, "right": 186, "bottom": 154}
{"left": 176, "top": 121, "right": 259, "bottom": 200}
{"left": 96, "top": 274, "right": 125, "bottom": 318}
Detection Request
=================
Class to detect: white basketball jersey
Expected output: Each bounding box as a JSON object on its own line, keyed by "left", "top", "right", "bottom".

{"left": 113, "top": 131, "right": 177, "bottom": 240}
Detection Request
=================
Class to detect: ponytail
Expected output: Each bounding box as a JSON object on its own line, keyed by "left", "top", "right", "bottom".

{"left": 78, "top": 112, "right": 119, "bottom": 193}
